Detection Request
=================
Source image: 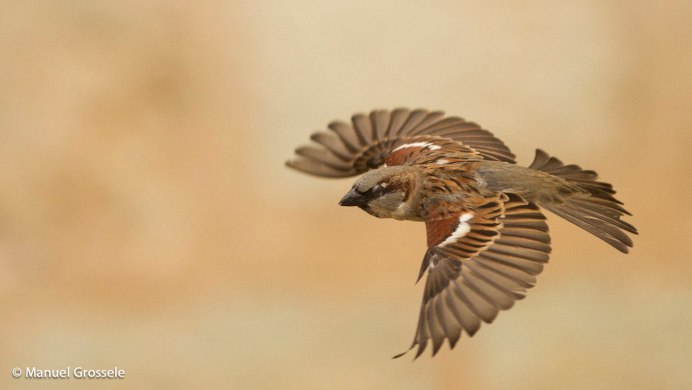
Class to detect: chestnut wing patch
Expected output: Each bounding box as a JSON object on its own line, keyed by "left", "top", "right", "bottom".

{"left": 384, "top": 137, "right": 481, "bottom": 167}
{"left": 425, "top": 212, "right": 474, "bottom": 248}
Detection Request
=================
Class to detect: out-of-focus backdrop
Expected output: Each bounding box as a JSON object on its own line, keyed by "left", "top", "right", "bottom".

{"left": 1, "top": 1, "right": 691, "bottom": 389}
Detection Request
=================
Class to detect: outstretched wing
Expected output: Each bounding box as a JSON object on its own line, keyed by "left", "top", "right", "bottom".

{"left": 286, "top": 108, "right": 515, "bottom": 177}
{"left": 395, "top": 194, "right": 551, "bottom": 359}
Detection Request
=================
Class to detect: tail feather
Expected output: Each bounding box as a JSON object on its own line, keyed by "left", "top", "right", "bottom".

{"left": 529, "top": 149, "right": 638, "bottom": 253}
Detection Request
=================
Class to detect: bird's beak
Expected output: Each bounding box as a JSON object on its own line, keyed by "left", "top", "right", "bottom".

{"left": 339, "top": 188, "right": 366, "bottom": 207}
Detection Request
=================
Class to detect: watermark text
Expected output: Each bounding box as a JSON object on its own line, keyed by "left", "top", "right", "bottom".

{"left": 12, "top": 366, "right": 125, "bottom": 380}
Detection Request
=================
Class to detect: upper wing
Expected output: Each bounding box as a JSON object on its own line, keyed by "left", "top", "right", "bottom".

{"left": 286, "top": 108, "right": 515, "bottom": 177}
{"left": 395, "top": 193, "right": 551, "bottom": 359}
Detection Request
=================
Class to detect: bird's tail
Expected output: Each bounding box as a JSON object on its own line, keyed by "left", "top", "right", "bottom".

{"left": 528, "top": 149, "right": 638, "bottom": 253}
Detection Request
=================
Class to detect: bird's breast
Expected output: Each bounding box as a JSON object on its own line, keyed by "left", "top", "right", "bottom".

{"left": 385, "top": 201, "right": 422, "bottom": 221}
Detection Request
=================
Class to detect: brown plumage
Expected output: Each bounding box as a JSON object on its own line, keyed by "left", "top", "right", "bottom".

{"left": 286, "top": 108, "right": 637, "bottom": 359}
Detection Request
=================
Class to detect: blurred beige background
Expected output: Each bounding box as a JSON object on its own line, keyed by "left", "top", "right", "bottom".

{"left": 1, "top": 1, "right": 691, "bottom": 389}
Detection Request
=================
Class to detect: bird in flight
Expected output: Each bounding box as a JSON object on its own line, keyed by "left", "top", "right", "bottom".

{"left": 286, "top": 108, "right": 637, "bottom": 359}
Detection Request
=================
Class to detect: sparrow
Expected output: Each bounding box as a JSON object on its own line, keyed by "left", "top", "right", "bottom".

{"left": 286, "top": 108, "right": 637, "bottom": 359}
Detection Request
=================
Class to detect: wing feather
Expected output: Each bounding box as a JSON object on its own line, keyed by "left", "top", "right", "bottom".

{"left": 287, "top": 108, "right": 516, "bottom": 177}
{"left": 397, "top": 194, "right": 551, "bottom": 359}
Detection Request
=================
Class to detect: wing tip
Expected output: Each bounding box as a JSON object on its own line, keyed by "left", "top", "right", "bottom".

{"left": 285, "top": 159, "right": 297, "bottom": 169}
{"left": 392, "top": 344, "right": 415, "bottom": 360}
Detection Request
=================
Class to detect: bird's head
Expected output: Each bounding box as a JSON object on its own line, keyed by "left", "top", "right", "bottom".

{"left": 339, "top": 166, "right": 415, "bottom": 219}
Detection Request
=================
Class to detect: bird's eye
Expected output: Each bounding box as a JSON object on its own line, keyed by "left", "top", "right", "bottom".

{"left": 371, "top": 183, "right": 389, "bottom": 196}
